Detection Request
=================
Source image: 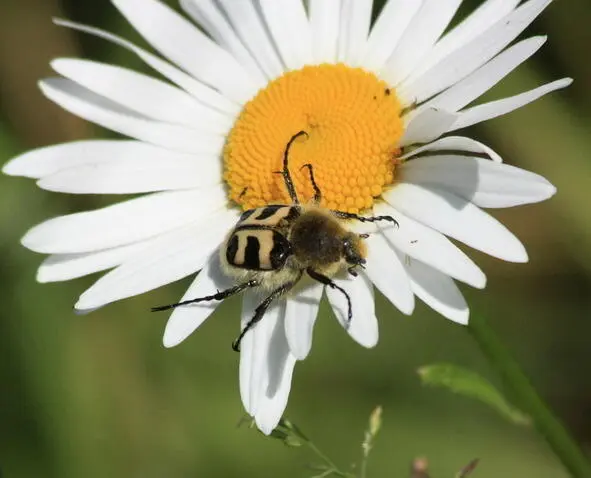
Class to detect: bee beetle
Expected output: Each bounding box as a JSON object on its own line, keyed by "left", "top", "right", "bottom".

{"left": 153, "top": 131, "right": 398, "bottom": 351}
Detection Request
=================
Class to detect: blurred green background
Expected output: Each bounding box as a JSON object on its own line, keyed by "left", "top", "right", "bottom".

{"left": 1, "top": 1, "right": 590, "bottom": 477}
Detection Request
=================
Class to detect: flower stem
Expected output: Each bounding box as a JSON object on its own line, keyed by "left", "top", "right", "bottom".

{"left": 359, "top": 455, "right": 368, "bottom": 478}
{"left": 469, "top": 314, "right": 591, "bottom": 477}
{"left": 305, "top": 439, "right": 352, "bottom": 478}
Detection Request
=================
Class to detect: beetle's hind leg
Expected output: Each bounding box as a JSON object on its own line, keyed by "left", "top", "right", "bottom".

{"left": 232, "top": 272, "right": 303, "bottom": 352}
{"left": 332, "top": 210, "right": 399, "bottom": 229}
{"left": 151, "top": 279, "right": 259, "bottom": 312}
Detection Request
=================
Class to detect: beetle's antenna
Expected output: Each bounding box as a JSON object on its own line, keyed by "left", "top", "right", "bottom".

{"left": 279, "top": 131, "right": 308, "bottom": 204}
{"left": 300, "top": 163, "right": 322, "bottom": 203}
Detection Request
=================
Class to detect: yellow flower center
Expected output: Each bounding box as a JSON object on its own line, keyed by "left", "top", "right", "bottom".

{"left": 224, "top": 64, "right": 404, "bottom": 213}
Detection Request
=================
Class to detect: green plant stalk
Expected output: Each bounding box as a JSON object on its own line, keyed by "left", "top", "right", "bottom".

{"left": 469, "top": 314, "right": 591, "bottom": 477}
{"left": 286, "top": 422, "right": 353, "bottom": 478}
{"left": 359, "top": 448, "right": 369, "bottom": 478}
{"left": 305, "top": 439, "right": 349, "bottom": 477}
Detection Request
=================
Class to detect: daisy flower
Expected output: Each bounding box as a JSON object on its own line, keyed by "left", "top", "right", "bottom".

{"left": 3, "top": 0, "right": 570, "bottom": 434}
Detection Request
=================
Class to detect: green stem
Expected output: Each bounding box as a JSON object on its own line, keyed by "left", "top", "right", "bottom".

{"left": 359, "top": 454, "right": 368, "bottom": 478}
{"left": 360, "top": 436, "right": 371, "bottom": 478}
{"left": 469, "top": 314, "right": 591, "bottom": 478}
{"left": 286, "top": 421, "right": 353, "bottom": 478}
{"left": 305, "top": 439, "right": 351, "bottom": 478}
{"left": 315, "top": 471, "right": 335, "bottom": 478}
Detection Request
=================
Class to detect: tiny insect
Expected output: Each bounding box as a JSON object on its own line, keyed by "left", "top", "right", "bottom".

{"left": 152, "top": 131, "right": 398, "bottom": 352}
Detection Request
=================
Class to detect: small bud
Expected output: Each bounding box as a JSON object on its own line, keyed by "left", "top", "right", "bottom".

{"left": 283, "top": 435, "right": 304, "bottom": 448}
{"left": 279, "top": 418, "right": 295, "bottom": 431}
{"left": 368, "top": 405, "right": 382, "bottom": 437}
{"left": 410, "top": 457, "right": 430, "bottom": 478}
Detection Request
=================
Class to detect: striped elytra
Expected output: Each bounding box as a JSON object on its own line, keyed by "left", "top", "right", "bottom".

{"left": 225, "top": 205, "right": 298, "bottom": 271}
{"left": 238, "top": 204, "right": 299, "bottom": 227}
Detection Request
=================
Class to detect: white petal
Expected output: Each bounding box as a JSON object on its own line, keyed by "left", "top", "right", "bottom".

{"left": 75, "top": 209, "right": 237, "bottom": 310}
{"left": 3, "top": 140, "right": 151, "bottom": 179}
{"left": 338, "top": 0, "right": 373, "bottom": 66}
{"left": 37, "top": 155, "right": 221, "bottom": 194}
{"left": 401, "top": 108, "right": 459, "bottom": 146}
{"left": 410, "top": 0, "right": 521, "bottom": 79}
{"left": 38, "top": 214, "right": 236, "bottom": 283}
{"left": 40, "top": 78, "right": 225, "bottom": 155}
{"left": 364, "top": 234, "right": 414, "bottom": 315}
{"left": 112, "top": 0, "right": 260, "bottom": 102}
{"left": 327, "top": 273, "right": 378, "bottom": 348}
{"left": 22, "top": 187, "right": 227, "bottom": 253}
{"left": 5, "top": 139, "right": 222, "bottom": 191}
{"left": 54, "top": 18, "right": 239, "bottom": 115}
{"left": 399, "top": 0, "right": 550, "bottom": 102}
{"left": 51, "top": 58, "right": 234, "bottom": 134}
{"left": 381, "top": 0, "right": 462, "bottom": 86}
{"left": 180, "top": 0, "right": 268, "bottom": 83}
{"left": 162, "top": 253, "right": 234, "bottom": 348}
{"left": 405, "top": 258, "right": 469, "bottom": 325}
{"left": 284, "top": 283, "right": 323, "bottom": 360}
{"left": 401, "top": 136, "right": 503, "bottom": 163}
{"left": 399, "top": 155, "right": 556, "bottom": 208}
{"left": 239, "top": 292, "right": 258, "bottom": 415}
{"left": 309, "top": 0, "right": 341, "bottom": 64}
{"left": 37, "top": 242, "right": 145, "bottom": 283}
{"left": 258, "top": 0, "right": 313, "bottom": 70}
{"left": 216, "top": 0, "right": 285, "bottom": 79}
{"left": 373, "top": 202, "right": 485, "bottom": 289}
{"left": 239, "top": 294, "right": 285, "bottom": 417}
{"left": 421, "top": 36, "right": 547, "bottom": 114}
{"left": 383, "top": 183, "right": 528, "bottom": 262}
{"left": 73, "top": 306, "right": 103, "bottom": 316}
{"left": 361, "top": 0, "right": 421, "bottom": 72}
{"left": 450, "top": 78, "right": 573, "bottom": 131}
{"left": 253, "top": 306, "right": 297, "bottom": 435}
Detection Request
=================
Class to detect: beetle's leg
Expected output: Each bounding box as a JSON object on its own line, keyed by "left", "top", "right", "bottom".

{"left": 232, "top": 272, "right": 303, "bottom": 352}
{"left": 331, "top": 211, "right": 399, "bottom": 229}
{"left": 307, "top": 268, "right": 352, "bottom": 328}
{"left": 151, "top": 280, "right": 259, "bottom": 312}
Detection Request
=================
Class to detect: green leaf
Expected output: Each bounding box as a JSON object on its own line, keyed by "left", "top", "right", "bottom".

{"left": 418, "top": 363, "right": 531, "bottom": 426}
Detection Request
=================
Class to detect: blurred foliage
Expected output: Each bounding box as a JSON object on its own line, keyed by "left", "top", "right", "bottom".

{"left": 263, "top": 408, "right": 478, "bottom": 478}
{"left": 0, "top": 0, "right": 590, "bottom": 477}
{"left": 418, "top": 363, "right": 530, "bottom": 426}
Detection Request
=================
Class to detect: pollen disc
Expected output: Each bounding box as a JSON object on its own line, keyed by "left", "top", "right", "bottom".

{"left": 224, "top": 64, "right": 404, "bottom": 213}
